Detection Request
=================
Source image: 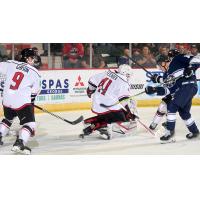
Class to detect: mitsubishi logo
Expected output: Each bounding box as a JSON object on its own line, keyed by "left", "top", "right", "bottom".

{"left": 75, "top": 75, "right": 84, "bottom": 86}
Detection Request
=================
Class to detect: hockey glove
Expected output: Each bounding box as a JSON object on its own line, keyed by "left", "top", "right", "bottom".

{"left": 31, "top": 94, "right": 37, "bottom": 105}
{"left": 151, "top": 74, "right": 162, "bottom": 83}
{"left": 145, "top": 86, "right": 157, "bottom": 95}
{"left": 162, "top": 94, "right": 172, "bottom": 104}
{"left": 87, "top": 87, "right": 95, "bottom": 98}
{"left": 124, "top": 105, "right": 137, "bottom": 120}
{"left": 183, "top": 67, "right": 193, "bottom": 78}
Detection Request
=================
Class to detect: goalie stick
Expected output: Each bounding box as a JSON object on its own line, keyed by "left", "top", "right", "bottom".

{"left": 100, "top": 77, "right": 200, "bottom": 109}
{"left": 34, "top": 105, "right": 83, "bottom": 125}
{"left": 100, "top": 90, "right": 146, "bottom": 108}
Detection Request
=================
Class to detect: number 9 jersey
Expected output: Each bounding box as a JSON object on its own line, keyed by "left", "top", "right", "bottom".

{"left": 0, "top": 60, "right": 41, "bottom": 109}
{"left": 88, "top": 70, "right": 131, "bottom": 114}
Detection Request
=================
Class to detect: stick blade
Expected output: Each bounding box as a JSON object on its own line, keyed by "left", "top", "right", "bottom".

{"left": 65, "top": 115, "right": 84, "bottom": 125}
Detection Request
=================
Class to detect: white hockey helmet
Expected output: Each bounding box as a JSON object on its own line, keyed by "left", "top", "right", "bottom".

{"left": 118, "top": 64, "right": 132, "bottom": 78}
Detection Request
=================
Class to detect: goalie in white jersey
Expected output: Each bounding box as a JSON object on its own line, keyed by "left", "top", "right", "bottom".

{"left": 0, "top": 48, "right": 41, "bottom": 154}
{"left": 79, "top": 64, "right": 137, "bottom": 140}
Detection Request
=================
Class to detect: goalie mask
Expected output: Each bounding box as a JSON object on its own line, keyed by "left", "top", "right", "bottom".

{"left": 118, "top": 64, "right": 132, "bottom": 80}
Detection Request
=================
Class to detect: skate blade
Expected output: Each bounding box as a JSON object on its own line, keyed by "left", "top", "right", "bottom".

{"left": 160, "top": 138, "right": 176, "bottom": 144}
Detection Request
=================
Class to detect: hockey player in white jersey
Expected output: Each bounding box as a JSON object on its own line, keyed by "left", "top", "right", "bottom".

{"left": 148, "top": 55, "right": 171, "bottom": 130}
{"left": 79, "top": 64, "right": 137, "bottom": 140}
{"left": 0, "top": 48, "right": 41, "bottom": 154}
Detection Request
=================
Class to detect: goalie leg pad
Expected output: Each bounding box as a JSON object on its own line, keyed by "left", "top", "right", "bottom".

{"left": 112, "top": 121, "right": 137, "bottom": 135}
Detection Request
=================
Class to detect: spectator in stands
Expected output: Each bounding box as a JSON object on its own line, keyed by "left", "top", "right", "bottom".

{"left": 32, "top": 47, "right": 42, "bottom": 69}
{"left": 80, "top": 60, "right": 90, "bottom": 68}
{"left": 98, "top": 59, "right": 108, "bottom": 68}
{"left": 118, "top": 48, "right": 130, "bottom": 66}
{"left": 41, "top": 43, "right": 48, "bottom": 56}
{"left": 135, "top": 46, "right": 156, "bottom": 67}
{"left": 190, "top": 44, "right": 200, "bottom": 56}
{"left": 81, "top": 46, "right": 102, "bottom": 68}
{"left": 63, "top": 43, "right": 84, "bottom": 68}
{"left": 0, "top": 44, "right": 8, "bottom": 61}
{"left": 176, "top": 43, "right": 190, "bottom": 54}
{"left": 155, "top": 46, "right": 169, "bottom": 62}
{"left": 50, "top": 43, "right": 63, "bottom": 56}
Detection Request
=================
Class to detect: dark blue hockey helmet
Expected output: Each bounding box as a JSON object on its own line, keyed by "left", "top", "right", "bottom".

{"left": 168, "top": 49, "right": 180, "bottom": 58}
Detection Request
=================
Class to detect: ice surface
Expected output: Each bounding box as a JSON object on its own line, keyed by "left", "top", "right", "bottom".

{"left": 0, "top": 107, "right": 200, "bottom": 155}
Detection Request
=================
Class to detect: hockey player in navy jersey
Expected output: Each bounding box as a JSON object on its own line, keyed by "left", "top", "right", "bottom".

{"left": 145, "top": 49, "right": 200, "bottom": 143}
{"left": 149, "top": 55, "right": 172, "bottom": 130}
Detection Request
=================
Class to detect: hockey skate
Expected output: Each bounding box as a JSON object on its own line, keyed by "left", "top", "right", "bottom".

{"left": 160, "top": 129, "right": 175, "bottom": 144}
{"left": 11, "top": 138, "right": 31, "bottom": 155}
{"left": 79, "top": 125, "right": 93, "bottom": 139}
{"left": 186, "top": 131, "right": 200, "bottom": 139}
{"left": 98, "top": 128, "right": 111, "bottom": 140}
{"left": 149, "top": 122, "right": 157, "bottom": 130}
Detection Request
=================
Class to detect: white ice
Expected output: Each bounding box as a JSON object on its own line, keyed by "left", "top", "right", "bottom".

{"left": 0, "top": 106, "right": 200, "bottom": 155}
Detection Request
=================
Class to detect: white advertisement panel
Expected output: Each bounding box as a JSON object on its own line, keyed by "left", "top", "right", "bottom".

{"left": 1, "top": 68, "right": 200, "bottom": 106}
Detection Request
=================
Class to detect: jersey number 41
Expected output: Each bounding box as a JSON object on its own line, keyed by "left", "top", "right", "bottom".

{"left": 97, "top": 77, "right": 112, "bottom": 95}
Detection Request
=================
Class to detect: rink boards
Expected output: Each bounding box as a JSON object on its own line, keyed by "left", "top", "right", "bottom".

{"left": 0, "top": 68, "right": 200, "bottom": 114}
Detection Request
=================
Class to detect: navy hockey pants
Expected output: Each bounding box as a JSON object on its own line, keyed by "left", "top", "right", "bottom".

{"left": 166, "top": 83, "right": 199, "bottom": 134}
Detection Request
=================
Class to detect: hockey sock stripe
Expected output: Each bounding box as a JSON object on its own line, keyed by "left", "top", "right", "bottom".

{"left": 0, "top": 122, "right": 10, "bottom": 129}
{"left": 184, "top": 118, "right": 195, "bottom": 126}
{"left": 22, "top": 125, "right": 34, "bottom": 136}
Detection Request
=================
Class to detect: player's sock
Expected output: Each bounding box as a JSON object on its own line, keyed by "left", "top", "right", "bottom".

{"left": 0, "top": 118, "right": 12, "bottom": 137}
{"left": 19, "top": 131, "right": 31, "bottom": 144}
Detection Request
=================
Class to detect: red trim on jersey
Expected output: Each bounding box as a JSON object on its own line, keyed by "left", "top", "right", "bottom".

{"left": 3, "top": 103, "right": 32, "bottom": 111}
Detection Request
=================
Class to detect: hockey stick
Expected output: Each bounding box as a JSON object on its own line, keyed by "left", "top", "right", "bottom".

{"left": 102, "top": 93, "right": 155, "bottom": 137}
{"left": 34, "top": 105, "right": 83, "bottom": 125}
{"left": 136, "top": 118, "right": 155, "bottom": 136}
{"left": 127, "top": 55, "right": 154, "bottom": 77}
{"left": 100, "top": 77, "right": 200, "bottom": 109}
{"left": 127, "top": 55, "right": 197, "bottom": 86}
{"left": 100, "top": 90, "right": 146, "bottom": 108}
